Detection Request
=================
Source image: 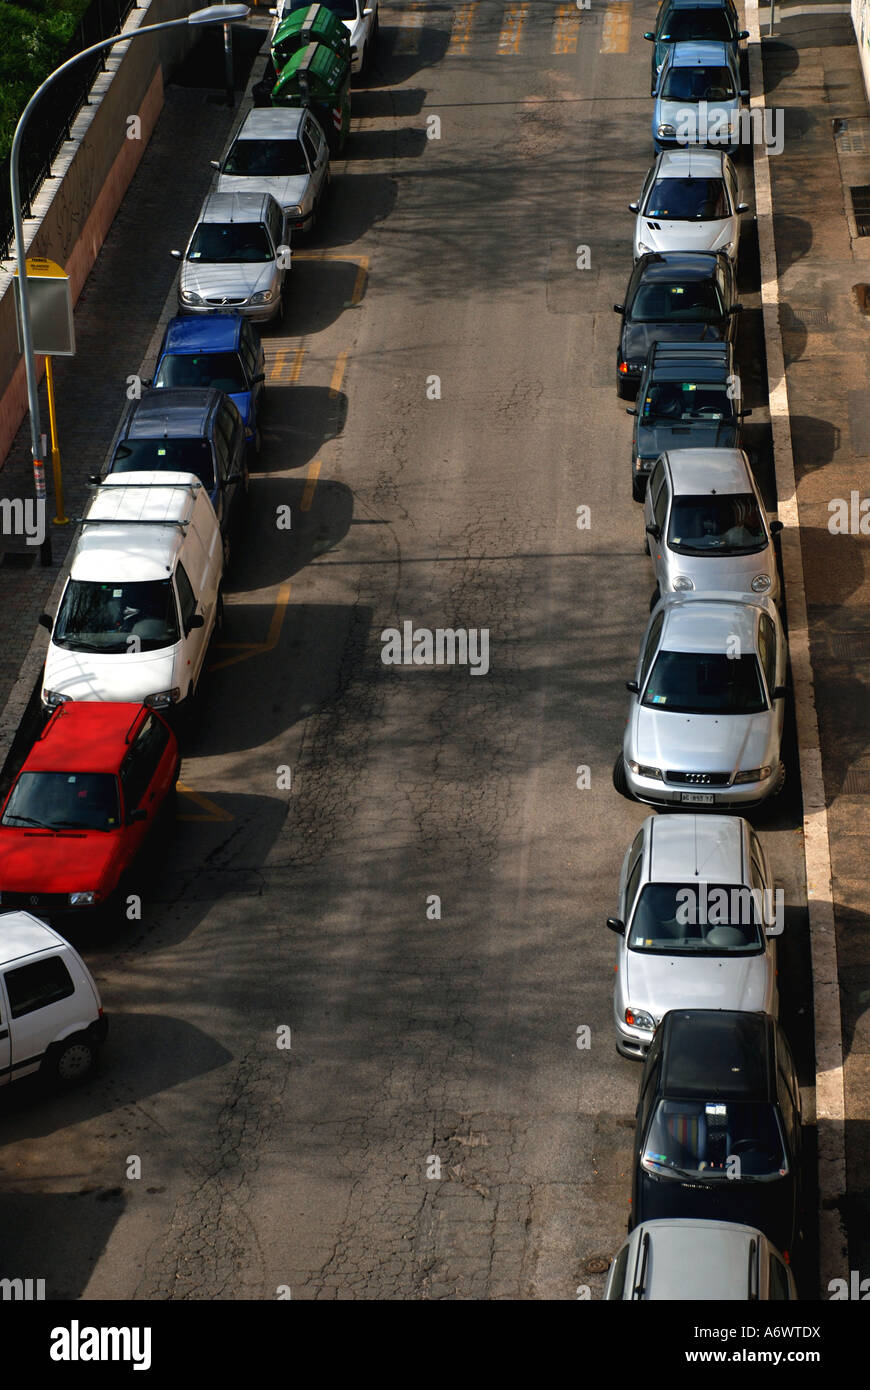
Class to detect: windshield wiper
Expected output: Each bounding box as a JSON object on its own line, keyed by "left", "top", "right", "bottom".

{"left": 3, "top": 814, "right": 54, "bottom": 830}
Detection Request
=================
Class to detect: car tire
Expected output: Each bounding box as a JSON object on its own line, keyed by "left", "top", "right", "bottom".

{"left": 632, "top": 474, "right": 646, "bottom": 503}
{"left": 46, "top": 1034, "right": 97, "bottom": 1086}
{"left": 643, "top": 531, "right": 650, "bottom": 555}
{"left": 770, "top": 760, "right": 786, "bottom": 797}
{"left": 612, "top": 753, "right": 630, "bottom": 798}
{"left": 649, "top": 586, "right": 660, "bottom": 612}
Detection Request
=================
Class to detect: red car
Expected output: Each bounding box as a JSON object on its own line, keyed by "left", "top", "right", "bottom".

{"left": 0, "top": 702, "right": 179, "bottom": 929}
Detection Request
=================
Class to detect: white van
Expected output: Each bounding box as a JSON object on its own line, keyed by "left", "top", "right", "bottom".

{"left": 40, "top": 471, "right": 223, "bottom": 714}
{"left": 0, "top": 912, "right": 107, "bottom": 1085}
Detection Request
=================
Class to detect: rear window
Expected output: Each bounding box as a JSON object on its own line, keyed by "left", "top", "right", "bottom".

{"left": 223, "top": 138, "right": 309, "bottom": 177}
{"left": 110, "top": 439, "right": 215, "bottom": 490}
{"left": 4, "top": 956, "right": 75, "bottom": 1020}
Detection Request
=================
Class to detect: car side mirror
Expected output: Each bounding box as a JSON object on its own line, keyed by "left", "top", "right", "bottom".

{"left": 363, "top": 6, "right": 373, "bottom": 13}
{"left": 613, "top": 303, "right": 624, "bottom": 314}
{"left": 625, "top": 680, "right": 639, "bottom": 694}
{"left": 739, "top": 408, "right": 752, "bottom": 418}
{"left": 128, "top": 807, "right": 148, "bottom": 824}
{"left": 38, "top": 613, "right": 52, "bottom": 632}
{"left": 188, "top": 614, "right": 205, "bottom": 632}
{"left": 252, "top": 372, "right": 266, "bottom": 384}
{"left": 737, "top": 202, "right": 749, "bottom": 213}
{"left": 625, "top": 407, "right": 637, "bottom": 416}
{"left": 739, "top": 89, "right": 749, "bottom": 99}
{"left": 276, "top": 244, "right": 292, "bottom": 269}
{"left": 606, "top": 917, "right": 626, "bottom": 935}
{"left": 170, "top": 249, "right": 182, "bottom": 259}
{"left": 645, "top": 524, "right": 661, "bottom": 540}
{"left": 739, "top": 29, "right": 750, "bottom": 39}
{"left": 210, "top": 159, "right": 221, "bottom": 170}
{"left": 772, "top": 685, "right": 788, "bottom": 699}
{"left": 729, "top": 302, "right": 744, "bottom": 314}
{"left": 628, "top": 202, "right": 639, "bottom": 213}
{"left": 643, "top": 31, "right": 655, "bottom": 40}
{"left": 269, "top": 6, "right": 278, "bottom": 13}
{"left": 224, "top": 473, "right": 243, "bottom": 486}
{"left": 769, "top": 519, "right": 784, "bottom": 535}
{"left": 141, "top": 378, "right": 152, "bottom": 389}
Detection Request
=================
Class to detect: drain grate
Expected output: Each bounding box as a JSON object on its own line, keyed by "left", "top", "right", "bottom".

{"left": 828, "top": 633, "right": 870, "bottom": 661}
{"left": 842, "top": 768, "right": 870, "bottom": 794}
{"left": 851, "top": 185, "right": 870, "bottom": 235}
{"left": 834, "top": 118, "right": 870, "bottom": 153}
{"left": 0, "top": 549, "right": 35, "bottom": 569}
{"left": 780, "top": 304, "right": 829, "bottom": 329}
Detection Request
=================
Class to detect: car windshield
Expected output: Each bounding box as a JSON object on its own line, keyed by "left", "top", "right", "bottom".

{"left": 54, "top": 579, "right": 180, "bottom": 654}
{"left": 669, "top": 492, "right": 767, "bottom": 555}
{"left": 646, "top": 177, "right": 729, "bottom": 220}
{"left": 642, "top": 1098, "right": 787, "bottom": 1180}
{"left": 222, "top": 138, "right": 309, "bottom": 177}
{"left": 661, "top": 65, "right": 735, "bottom": 101}
{"left": 629, "top": 882, "right": 765, "bottom": 952}
{"left": 188, "top": 223, "right": 273, "bottom": 264}
{"left": 631, "top": 279, "right": 724, "bottom": 323}
{"left": 155, "top": 352, "right": 247, "bottom": 394}
{"left": 643, "top": 650, "right": 768, "bottom": 714}
{"left": 109, "top": 439, "right": 215, "bottom": 490}
{"left": 663, "top": 10, "right": 735, "bottom": 42}
{"left": 289, "top": 0, "right": 356, "bottom": 16}
{"left": 642, "top": 382, "right": 734, "bottom": 422}
{"left": 2, "top": 771, "right": 120, "bottom": 832}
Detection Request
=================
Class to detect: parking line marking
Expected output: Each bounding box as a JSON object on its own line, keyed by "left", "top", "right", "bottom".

{"left": 601, "top": 2, "right": 630, "bottom": 52}
{"left": 288, "top": 345, "right": 305, "bottom": 382}
{"left": 300, "top": 459, "right": 321, "bottom": 511}
{"left": 330, "top": 350, "right": 348, "bottom": 398}
{"left": 209, "top": 582, "right": 292, "bottom": 672}
{"left": 448, "top": 3, "right": 476, "bottom": 54}
{"left": 552, "top": 2, "right": 580, "bottom": 53}
{"left": 272, "top": 348, "right": 287, "bottom": 382}
{"left": 498, "top": 3, "right": 528, "bottom": 53}
{"left": 394, "top": 4, "right": 424, "bottom": 53}
{"left": 176, "top": 783, "right": 234, "bottom": 823}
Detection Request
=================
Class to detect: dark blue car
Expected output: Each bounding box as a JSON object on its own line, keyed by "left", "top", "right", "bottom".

{"left": 151, "top": 315, "right": 266, "bottom": 453}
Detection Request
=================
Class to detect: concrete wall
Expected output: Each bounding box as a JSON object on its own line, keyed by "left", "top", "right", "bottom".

{"left": 0, "top": 0, "right": 204, "bottom": 470}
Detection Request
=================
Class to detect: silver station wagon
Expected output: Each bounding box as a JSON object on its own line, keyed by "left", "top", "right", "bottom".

{"left": 607, "top": 813, "right": 779, "bottom": 1060}
{"left": 644, "top": 448, "right": 782, "bottom": 604}
{"left": 605, "top": 1219, "right": 797, "bottom": 1300}
{"left": 615, "top": 591, "right": 788, "bottom": 808}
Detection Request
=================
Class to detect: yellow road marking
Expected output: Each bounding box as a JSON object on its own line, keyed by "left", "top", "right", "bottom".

{"left": 288, "top": 345, "right": 305, "bottom": 382}
{"left": 498, "top": 3, "right": 528, "bottom": 53}
{"left": 601, "top": 2, "right": 630, "bottom": 52}
{"left": 176, "top": 783, "right": 234, "bottom": 823}
{"left": 394, "top": 3, "right": 424, "bottom": 53}
{"left": 448, "top": 3, "right": 476, "bottom": 54}
{"left": 300, "top": 459, "right": 322, "bottom": 511}
{"left": 267, "top": 345, "right": 305, "bottom": 384}
{"left": 552, "top": 2, "right": 579, "bottom": 53}
{"left": 209, "top": 582, "right": 292, "bottom": 672}
{"left": 329, "top": 350, "right": 348, "bottom": 398}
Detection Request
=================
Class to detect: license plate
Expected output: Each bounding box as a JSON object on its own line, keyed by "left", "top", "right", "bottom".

{"left": 681, "top": 792, "right": 715, "bottom": 804}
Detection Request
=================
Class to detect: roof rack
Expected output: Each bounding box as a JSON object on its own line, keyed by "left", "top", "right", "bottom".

{"left": 631, "top": 1229, "right": 651, "bottom": 1300}
{"left": 87, "top": 479, "right": 203, "bottom": 491}
{"left": 747, "top": 1237, "right": 759, "bottom": 1300}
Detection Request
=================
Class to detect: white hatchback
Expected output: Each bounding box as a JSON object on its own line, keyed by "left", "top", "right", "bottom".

{"left": 631, "top": 148, "right": 747, "bottom": 261}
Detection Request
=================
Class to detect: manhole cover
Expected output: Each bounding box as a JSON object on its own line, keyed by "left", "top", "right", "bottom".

{"left": 585, "top": 1255, "right": 611, "bottom": 1274}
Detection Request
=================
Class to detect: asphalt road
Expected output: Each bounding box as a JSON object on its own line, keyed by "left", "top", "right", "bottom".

{"left": 0, "top": 2, "right": 814, "bottom": 1300}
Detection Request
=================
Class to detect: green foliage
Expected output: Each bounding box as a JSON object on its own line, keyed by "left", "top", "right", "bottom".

{"left": 0, "top": 1, "right": 95, "bottom": 163}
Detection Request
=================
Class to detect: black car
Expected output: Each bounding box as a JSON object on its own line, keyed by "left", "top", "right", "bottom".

{"left": 102, "top": 388, "right": 248, "bottom": 569}
{"left": 614, "top": 251, "right": 741, "bottom": 401}
{"left": 645, "top": 0, "right": 748, "bottom": 96}
{"left": 630, "top": 1010, "right": 802, "bottom": 1259}
{"left": 626, "top": 341, "right": 751, "bottom": 500}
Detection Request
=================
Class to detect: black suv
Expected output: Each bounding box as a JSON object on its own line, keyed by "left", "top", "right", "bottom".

{"left": 626, "top": 341, "right": 750, "bottom": 500}
{"left": 645, "top": 0, "right": 748, "bottom": 96}
{"left": 614, "top": 251, "right": 741, "bottom": 400}
{"left": 630, "top": 1010, "right": 802, "bottom": 1259}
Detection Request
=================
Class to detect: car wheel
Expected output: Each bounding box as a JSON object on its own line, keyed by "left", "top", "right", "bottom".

{"left": 214, "top": 589, "right": 225, "bottom": 635}
{"left": 632, "top": 474, "right": 646, "bottom": 503}
{"left": 612, "top": 753, "right": 630, "bottom": 798}
{"left": 770, "top": 761, "right": 786, "bottom": 796}
{"left": 47, "top": 1035, "right": 97, "bottom": 1086}
{"left": 649, "top": 586, "right": 660, "bottom": 612}
{"left": 643, "top": 531, "right": 650, "bottom": 555}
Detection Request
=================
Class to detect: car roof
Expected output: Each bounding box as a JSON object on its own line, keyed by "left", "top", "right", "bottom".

{"left": 656, "top": 148, "right": 727, "bottom": 179}
{"left": 234, "top": 107, "right": 304, "bottom": 138}
{"left": 24, "top": 702, "right": 153, "bottom": 774}
{"left": 659, "top": 1009, "right": 775, "bottom": 1099}
{"left": 0, "top": 911, "right": 67, "bottom": 964}
{"left": 667, "top": 40, "right": 731, "bottom": 63}
{"left": 199, "top": 191, "right": 278, "bottom": 223}
{"left": 659, "top": 593, "right": 762, "bottom": 652}
{"left": 629, "top": 1219, "right": 766, "bottom": 1300}
{"left": 161, "top": 316, "right": 242, "bottom": 355}
{"left": 664, "top": 447, "right": 752, "bottom": 495}
{"left": 71, "top": 471, "right": 206, "bottom": 581}
{"left": 647, "top": 813, "right": 747, "bottom": 882}
{"left": 637, "top": 251, "right": 720, "bottom": 281}
{"left": 121, "top": 389, "right": 221, "bottom": 439}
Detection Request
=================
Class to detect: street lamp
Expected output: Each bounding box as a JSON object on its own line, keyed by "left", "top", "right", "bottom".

{"left": 10, "top": 4, "right": 251, "bottom": 565}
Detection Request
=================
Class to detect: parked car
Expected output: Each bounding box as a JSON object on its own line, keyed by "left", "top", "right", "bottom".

{"left": 645, "top": 0, "right": 748, "bottom": 96}
{"left": 607, "top": 814, "right": 779, "bottom": 1060}
{"left": 103, "top": 388, "right": 247, "bottom": 568}
{"left": 0, "top": 912, "right": 108, "bottom": 1086}
{"left": 615, "top": 590, "right": 788, "bottom": 808}
{"left": 270, "top": 0, "right": 379, "bottom": 74}
{"left": 630, "top": 149, "right": 747, "bottom": 261}
{"left": 629, "top": 1009, "right": 802, "bottom": 1259}
{"left": 40, "top": 471, "right": 223, "bottom": 716}
{"left": 627, "top": 341, "right": 748, "bottom": 499}
{"left": 173, "top": 192, "right": 291, "bottom": 325}
{"left": 644, "top": 448, "right": 782, "bottom": 601}
{"left": 605, "top": 1218, "right": 797, "bottom": 1299}
{"left": 215, "top": 107, "right": 330, "bottom": 237}
{"left": 653, "top": 40, "right": 747, "bottom": 154}
{"left": 614, "top": 251, "right": 741, "bottom": 399}
{"left": 151, "top": 315, "right": 266, "bottom": 454}
{"left": 0, "top": 703, "right": 179, "bottom": 932}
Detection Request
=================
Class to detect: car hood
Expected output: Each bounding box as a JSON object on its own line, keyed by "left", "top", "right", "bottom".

{"left": 181, "top": 259, "right": 276, "bottom": 300}
{"left": 44, "top": 644, "right": 179, "bottom": 704}
{"left": 636, "top": 217, "right": 734, "bottom": 255}
{"left": 623, "top": 319, "right": 727, "bottom": 363}
{"left": 0, "top": 828, "right": 122, "bottom": 894}
{"left": 629, "top": 705, "right": 775, "bottom": 774}
{"left": 626, "top": 950, "right": 771, "bottom": 1018}
{"left": 660, "top": 550, "right": 778, "bottom": 598}
{"left": 217, "top": 173, "right": 310, "bottom": 208}
{"left": 656, "top": 97, "right": 740, "bottom": 135}
{"left": 636, "top": 418, "right": 738, "bottom": 456}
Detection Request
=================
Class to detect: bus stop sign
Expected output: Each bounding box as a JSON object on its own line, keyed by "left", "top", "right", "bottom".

{"left": 13, "top": 257, "right": 75, "bottom": 357}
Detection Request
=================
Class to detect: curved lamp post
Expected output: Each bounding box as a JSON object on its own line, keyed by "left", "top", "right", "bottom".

{"left": 10, "top": 4, "right": 251, "bottom": 564}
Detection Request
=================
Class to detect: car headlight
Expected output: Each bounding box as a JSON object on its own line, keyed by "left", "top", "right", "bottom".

{"left": 657, "top": 123, "right": 676, "bottom": 137}
{"left": 635, "top": 456, "right": 657, "bottom": 473}
{"left": 751, "top": 574, "right": 772, "bottom": 592}
{"left": 672, "top": 574, "right": 694, "bottom": 591}
{"left": 144, "top": 687, "right": 181, "bottom": 709}
{"left": 69, "top": 891, "right": 99, "bottom": 906}
{"left": 180, "top": 290, "right": 203, "bottom": 306}
{"left": 43, "top": 689, "right": 71, "bottom": 708}
{"left": 733, "top": 765, "right": 772, "bottom": 784}
{"left": 723, "top": 240, "right": 735, "bottom": 254}
{"left": 249, "top": 290, "right": 274, "bottom": 305}
{"left": 284, "top": 204, "right": 304, "bottom": 220}
{"left": 636, "top": 240, "right": 654, "bottom": 255}
{"left": 628, "top": 761, "right": 663, "bottom": 780}
{"left": 625, "top": 1006, "right": 655, "bottom": 1031}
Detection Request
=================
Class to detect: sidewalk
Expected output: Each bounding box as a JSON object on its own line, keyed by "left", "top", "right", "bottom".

{"left": 762, "top": 3, "right": 870, "bottom": 1279}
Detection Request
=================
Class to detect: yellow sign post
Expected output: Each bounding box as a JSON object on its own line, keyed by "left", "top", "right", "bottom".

{"left": 13, "top": 257, "right": 74, "bottom": 526}
{"left": 44, "top": 356, "right": 68, "bottom": 524}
